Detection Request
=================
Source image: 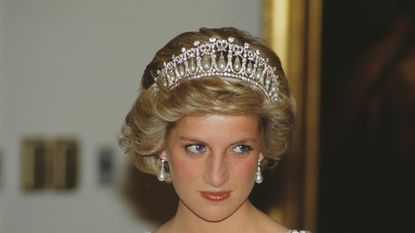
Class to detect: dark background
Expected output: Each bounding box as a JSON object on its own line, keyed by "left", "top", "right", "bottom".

{"left": 319, "top": 0, "right": 415, "bottom": 232}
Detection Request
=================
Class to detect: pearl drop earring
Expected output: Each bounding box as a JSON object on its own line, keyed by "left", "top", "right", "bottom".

{"left": 158, "top": 159, "right": 166, "bottom": 182}
{"left": 256, "top": 159, "right": 263, "bottom": 184}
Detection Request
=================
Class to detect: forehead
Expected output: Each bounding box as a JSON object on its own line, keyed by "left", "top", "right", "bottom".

{"left": 169, "top": 114, "right": 260, "bottom": 140}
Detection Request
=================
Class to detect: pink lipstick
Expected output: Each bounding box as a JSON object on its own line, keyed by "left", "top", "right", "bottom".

{"left": 200, "top": 191, "right": 230, "bottom": 201}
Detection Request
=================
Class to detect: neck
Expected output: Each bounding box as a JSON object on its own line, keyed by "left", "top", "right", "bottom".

{"left": 168, "top": 200, "right": 260, "bottom": 233}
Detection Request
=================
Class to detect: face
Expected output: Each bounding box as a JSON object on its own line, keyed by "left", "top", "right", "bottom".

{"left": 160, "top": 114, "right": 263, "bottom": 222}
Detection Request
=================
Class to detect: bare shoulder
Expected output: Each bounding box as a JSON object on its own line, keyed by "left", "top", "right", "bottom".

{"left": 152, "top": 219, "right": 173, "bottom": 233}
{"left": 152, "top": 225, "right": 167, "bottom": 233}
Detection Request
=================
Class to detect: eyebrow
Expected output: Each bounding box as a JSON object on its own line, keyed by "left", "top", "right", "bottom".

{"left": 178, "top": 136, "right": 205, "bottom": 143}
{"left": 178, "top": 136, "right": 258, "bottom": 144}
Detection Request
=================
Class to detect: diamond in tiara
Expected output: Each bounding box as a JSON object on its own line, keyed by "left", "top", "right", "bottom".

{"left": 154, "top": 36, "right": 281, "bottom": 102}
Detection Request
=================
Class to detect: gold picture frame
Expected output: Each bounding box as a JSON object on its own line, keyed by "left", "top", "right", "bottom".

{"left": 263, "top": 0, "right": 322, "bottom": 232}
{"left": 21, "top": 137, "right": 79, "bottom": 191}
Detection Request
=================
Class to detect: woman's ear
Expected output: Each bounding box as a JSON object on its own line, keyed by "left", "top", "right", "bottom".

{"left": 159, "top": 150, "right": 168, "bottom": 160}
{"left": 259, "top": 153, "right": 264, "bottom": 162}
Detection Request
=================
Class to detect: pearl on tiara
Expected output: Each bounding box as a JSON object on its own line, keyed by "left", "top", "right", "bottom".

{"left": 153, "top": 36, "right": 281, "bottom": 102}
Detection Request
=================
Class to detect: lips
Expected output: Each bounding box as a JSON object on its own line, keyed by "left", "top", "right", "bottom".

{"left": 200, "top": 191, "right": 231, "bottom": 201}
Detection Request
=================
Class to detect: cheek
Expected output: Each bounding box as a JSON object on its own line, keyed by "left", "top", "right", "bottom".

{"left": 233, "top": 159, "right": 257, "bottom": 181}
{"left": 169, "top": 158, "right": 200, "bottom": 182}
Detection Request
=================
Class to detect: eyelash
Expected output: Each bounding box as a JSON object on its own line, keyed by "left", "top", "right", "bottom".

{"left": 185, "top": 144, "right": 207, "bottom": 156}
{"left": 184, "top": 144, "right": 253, "bottom": 156}
{"left": 232, "top": 145, "right": 253, "bottom": 154}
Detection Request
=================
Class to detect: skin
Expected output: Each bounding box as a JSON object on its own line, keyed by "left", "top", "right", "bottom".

{"left": 156, "top": 114, "right": 288, "bottom": 233}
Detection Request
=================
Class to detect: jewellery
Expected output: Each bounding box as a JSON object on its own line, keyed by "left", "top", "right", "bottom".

{"left": 158, "top": 159, "right": 167, "bottom": 181}
{"left": 255, "top": 159, "right": 263, "bottom": 184}
{"left": 154, "top": 36, "right": 281, "bottom": 102}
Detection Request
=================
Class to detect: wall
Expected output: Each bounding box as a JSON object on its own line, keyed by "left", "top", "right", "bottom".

{"left": 0, "top": 0, "right": 261, "bottom": 232}
{"left": 0, "top": 0, "right": 7, "bottom": 225}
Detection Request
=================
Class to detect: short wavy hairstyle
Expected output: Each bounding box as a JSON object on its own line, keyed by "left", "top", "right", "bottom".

{"left": 119, "top": 27, "right": 296, "bottom": 180}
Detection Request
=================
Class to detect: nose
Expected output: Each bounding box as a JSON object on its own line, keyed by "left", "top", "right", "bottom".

{"left": 203, "top": 152, "right": 228, "bottom": 187}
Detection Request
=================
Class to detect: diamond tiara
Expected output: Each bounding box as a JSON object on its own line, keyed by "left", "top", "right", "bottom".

{"left": 154, "top": 36, "right": 281, "bottom": 102}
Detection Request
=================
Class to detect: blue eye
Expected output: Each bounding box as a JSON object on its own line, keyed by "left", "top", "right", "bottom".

{"left": 185, "top": 144, "right": 207, "bottom": 155}
{"left": 232, "top": 145, "right": 252, "bottom": 154}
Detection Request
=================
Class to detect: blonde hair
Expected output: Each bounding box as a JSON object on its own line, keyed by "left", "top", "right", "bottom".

{"left": 120, "top": 27, "right": 296, "bottom": 178}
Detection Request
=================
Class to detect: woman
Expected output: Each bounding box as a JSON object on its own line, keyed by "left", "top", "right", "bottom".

{"left": 120, "top": 27, "right": 309, "bottom": 233}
